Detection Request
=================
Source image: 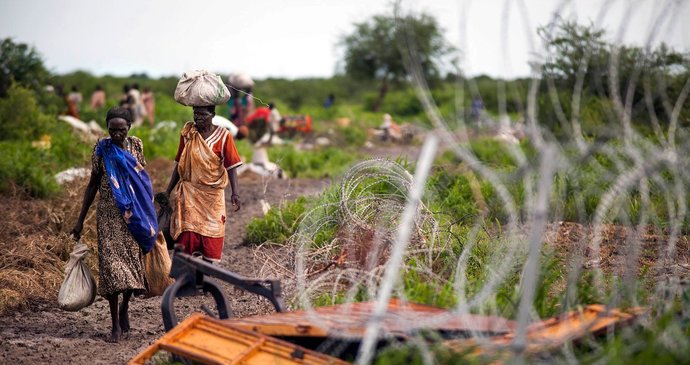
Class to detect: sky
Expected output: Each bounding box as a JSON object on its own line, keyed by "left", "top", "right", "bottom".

{"left": 1, "top": 0, "right": 688, "bottom": 80}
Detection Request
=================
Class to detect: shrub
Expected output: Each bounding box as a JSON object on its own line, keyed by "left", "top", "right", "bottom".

{"left": 130, "top": 121, "right": 182, "bottom": 161}
{"left": 0, "top": 38, "right": 50, "bottom": 97}
{"left": 338, "top": 125, "right": 367, "bottom": 147}
{"left": 0, "top": 110, "right": 91, "bottom": 198}
{"left": 0, "top": 141, "right": 60, "bottom": 197}
{"left": 244, "top": 197, "right": 309, "bottom": 245}
{"left": 0, "top": 84, "right": 53, "bottom": 141}
{"left": 269, "top": 146, "right": 357, "bottom": 179}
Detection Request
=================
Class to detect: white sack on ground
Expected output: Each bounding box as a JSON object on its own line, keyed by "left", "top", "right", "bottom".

{"left": 55, "top": 167, "right": 91, "bottom": 184}
{"left": 87, "top": 120, "right": 104, "bottom": 134}
{"left": 58, "top": 115, "right": 90, "bottom": 133}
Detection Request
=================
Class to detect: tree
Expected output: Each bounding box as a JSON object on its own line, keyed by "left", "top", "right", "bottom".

{"left": 339, "top": 10, "right": 453, "bottom": 111}
{"left": 540, "top": 20, "right": 687, "bottom": 100}
{"left": 538, "top": 20, "right": 689, "bottom": 130}
{"left": 0, "top": 38, "right": 50, "bottom": 98}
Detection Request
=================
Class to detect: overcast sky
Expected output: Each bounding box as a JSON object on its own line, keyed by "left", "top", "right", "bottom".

{"left": 1, "top": 0, "right": 688, "bottom": 80}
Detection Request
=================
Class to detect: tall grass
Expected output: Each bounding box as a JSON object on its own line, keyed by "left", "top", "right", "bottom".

{"left": 0, "top": 85, "right": 92, "bottom": 197}
{"left": 268, "top": 145, "right": 358, "bottom": 179}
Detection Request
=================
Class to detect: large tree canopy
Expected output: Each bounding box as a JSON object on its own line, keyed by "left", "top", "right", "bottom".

{"left": 340, "top": 11, "right": 453, "bottom": 111}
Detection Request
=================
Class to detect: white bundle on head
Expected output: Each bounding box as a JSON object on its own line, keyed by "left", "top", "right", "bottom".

{"left": 227, "top": 72, "right": 254, "bottom": 89}
{"left": 174, "top": 70, "right": 231, "bottom": 106}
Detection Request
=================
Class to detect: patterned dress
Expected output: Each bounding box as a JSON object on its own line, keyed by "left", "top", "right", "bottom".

{"left": 92, "top": 136, "right": 146, "bottom": 296}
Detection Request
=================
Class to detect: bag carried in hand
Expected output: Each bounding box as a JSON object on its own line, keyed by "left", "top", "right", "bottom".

{"left": 142, "top": 232, "right": 174, "bottom": 297}
{"left": 155, "top": 192, "right": 175, "bottom": 250}
{"left": 174, "top": 70, "right": 231, "bottom": 107}
{"left": 58, "top": 242, "right": 97, "bottom": 311}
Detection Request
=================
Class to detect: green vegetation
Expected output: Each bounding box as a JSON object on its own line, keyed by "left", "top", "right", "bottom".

{"left": 244, "top": 196, "right": 310, "bottom": 245}
{"left": 268, "top": 146, "right": 358, "bottom": 179}
{"left": 340, "top": 9, "right": 455, "bottom": 111}
{"left": 1, "top": 9, "right": 690, "bottom": 363}
{"left": 0, "top": 38, "right": 50, "bottom": 97}
{"left": 0, "top": 84, "right": 91, "bottom": 197}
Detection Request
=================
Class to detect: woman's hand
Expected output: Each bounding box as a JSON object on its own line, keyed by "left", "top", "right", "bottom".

{"left": 231, "top": 193, "right": 241, "bottom": 211}
{"left": 70, "top": 222, "right": 83, "bottom": 241}
{"left": 123, "top": 209, "right": 133, "bottom": 223}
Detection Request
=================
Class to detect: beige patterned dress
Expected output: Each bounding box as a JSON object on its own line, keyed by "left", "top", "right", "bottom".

{"left": 92, "top": 136, "right": 146, "bottom": 296}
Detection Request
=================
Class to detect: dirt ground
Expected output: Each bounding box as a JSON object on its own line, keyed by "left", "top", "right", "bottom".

{"left": 6, "top": 136, "right": 686, "bottom": 364}
{"left": 0, "top": 170, "right": 330, "bottom": 364}
{"left": 0, "top": 142, "right": 420, "bottom": 364}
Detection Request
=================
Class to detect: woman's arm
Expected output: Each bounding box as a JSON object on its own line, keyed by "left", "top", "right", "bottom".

{"left": 165, "top": 162, "right": 180, "bottom": 196}
{"left": 70, "top": 169, "right": 102, "bottom": 240}
{"left": 228, "top": 167, "right": 241, "bottom": 211}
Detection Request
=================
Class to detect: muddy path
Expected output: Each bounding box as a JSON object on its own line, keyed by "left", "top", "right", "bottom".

{"left": 0, "top": 143, "right": 420, "bottom": 365}
{"left": 0, "top": 173, "right": 330, "bottom": 365}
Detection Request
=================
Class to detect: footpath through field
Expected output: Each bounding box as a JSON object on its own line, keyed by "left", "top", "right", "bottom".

{"left": 0, "top": 144, "right": 420, "bottom": 365}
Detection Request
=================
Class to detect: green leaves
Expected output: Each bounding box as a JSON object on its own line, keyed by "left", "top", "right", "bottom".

{"left": 0, "top": 38, "right": 50, "bottom": 97}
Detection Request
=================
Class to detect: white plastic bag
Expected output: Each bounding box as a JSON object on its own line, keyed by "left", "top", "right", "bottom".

{"left": 57, "top": 242, "right": 97, "bottom": 311}
{"left": 174, "top": 70, "right": 231, "bottom": 106}
{"left": 212, "top": 115, "right": 238, "bottom": 137}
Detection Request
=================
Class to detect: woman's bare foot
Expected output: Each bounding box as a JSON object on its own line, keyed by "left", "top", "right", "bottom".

{"left": 119, "top": 291, "right": 132, "bottom": 333}
{"left": 118, "top": 310, "right": 130, "bottom": 333}
{"left": 107, "top": 326, "right": 122, "bottom": 343}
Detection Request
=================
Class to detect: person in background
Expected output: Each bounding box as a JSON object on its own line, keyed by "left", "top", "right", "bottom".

{"left": 377, "top": 113, "right": 403, "bottom": 142}
{"left": 268, "top": 103, "right": 281, "bottom": 143}
{"left": 470, "top": 96, "right": 484, "bottom": 122}
{"left": 229, "top": 87, "right": 249, "bottom": 140}
{"left": 142, "top": 87, "right": 156, "bottom": 127}
{"left": 71, "top": 106, "right": 157, "bottom": 342}
{"left": 128, "top": 83, "right": 145, "bottom": 127}
{"left": 164, "top": 105, "right": 242, "bottom": 263}
{"left": 241, "top": 87, "right": 255, "bottom": 122}
{"left": 323, "top": 93, "right": 335, "bottom": 109}
{"left": 90, "top": 84, "right": 106, "bottom": 110}
{"left": 58, "top": 84, "right": 78, "bottom": 119}
{"left": 68, "top": 86, "right": 83, "bottom": 115}
{"left": 119, "top": 85, "right": 135, "bottom": 123}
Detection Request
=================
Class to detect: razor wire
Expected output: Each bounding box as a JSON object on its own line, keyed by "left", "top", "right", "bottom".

{"left": 256, "top": 0, "right": 690, "bottom": 363}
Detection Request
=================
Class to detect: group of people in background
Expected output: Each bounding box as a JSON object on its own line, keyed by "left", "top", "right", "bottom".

{"left": 53, "top": 83, "right": 155, "bottom": 128}
{"left": 119, "top": 84, "right": 156, "bottom": 127}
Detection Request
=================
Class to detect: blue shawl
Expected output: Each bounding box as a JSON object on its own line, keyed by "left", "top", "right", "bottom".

{"left": 96, "top": 138, "right": 157, "bottom": 253}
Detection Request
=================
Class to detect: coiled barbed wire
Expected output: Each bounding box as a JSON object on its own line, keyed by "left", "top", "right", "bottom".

{"left": 257, "top": 0, "right": 690, "bottom": 363}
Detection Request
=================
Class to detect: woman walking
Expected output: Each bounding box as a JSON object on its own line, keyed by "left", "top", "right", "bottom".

{"left": 71, "top": 106, "right": 158, "bottom": 342}
{"left": 164, "top": 104, "right": 242, "bottom": 262}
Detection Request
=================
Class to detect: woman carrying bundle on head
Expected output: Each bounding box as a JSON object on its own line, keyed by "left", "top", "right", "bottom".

{"left": 164, "top": 70, "right": 243, "bottom": 263}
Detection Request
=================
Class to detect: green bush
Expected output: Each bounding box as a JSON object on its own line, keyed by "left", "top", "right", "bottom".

{"left": 269, "top": 146, "right": 358, "bottom": 179}
{"left": 337, "top": 125, "right": 367, "bottom": 147}
{"left": 379, "top": 90, "right": 424, "bottom": 117}
{"left": 244, "top": 197, "right": 309, "bottom": 245}
{"left": 0, "top": 38, "right": 50, "bottom": 97}
{"left": 130, "top": 121, "right": 182, "bottom": 161}
{"left": 0, "top": 122, "right": 90, "bottom": 198}
{"left": 0, "top": 141, "right": 60, "bottom": 197}
{"left": 0, "top": 84, "right": 53, "bottom": 141}
{"left": 0, "top": 84, "right": 91, "bottom": 197}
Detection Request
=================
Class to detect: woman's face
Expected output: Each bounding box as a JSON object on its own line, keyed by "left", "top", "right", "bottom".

{"left": 107, "top": 118, "right": 129, "bottom": 145}
{"left": 193, "top": 107, "right": 214, "bottom": 129}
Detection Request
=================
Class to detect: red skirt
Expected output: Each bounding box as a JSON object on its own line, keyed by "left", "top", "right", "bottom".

{"left": 176, "top": 231, "right": 224, "bottom": 262}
